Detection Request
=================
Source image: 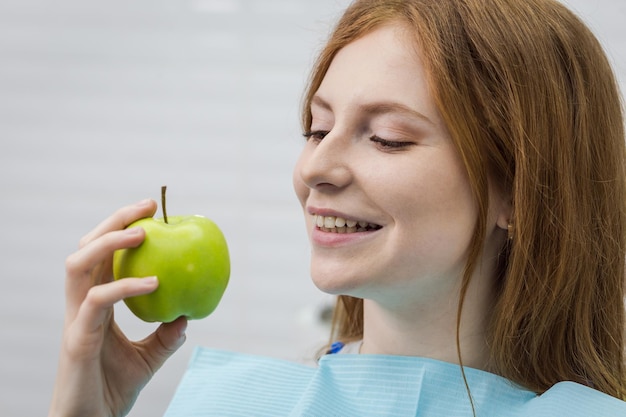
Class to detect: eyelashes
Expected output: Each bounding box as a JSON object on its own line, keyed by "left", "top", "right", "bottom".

{"left": 369, "top": 135, "right": 413, "bottom": 149}
{"left": 302, "top": 130, "right": 413, "bottom": 150}
{"left": 302, "top": 130, "right": 329, "bottom": 141}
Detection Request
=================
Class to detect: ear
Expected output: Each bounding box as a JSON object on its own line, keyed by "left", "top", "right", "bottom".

{"left": 495, "top": 197, "right": 513, "bottom": 232}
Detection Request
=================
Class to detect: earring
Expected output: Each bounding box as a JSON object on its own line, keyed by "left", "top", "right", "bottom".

{"left": 507, "top": 222, "right": 514, "bottom": 241}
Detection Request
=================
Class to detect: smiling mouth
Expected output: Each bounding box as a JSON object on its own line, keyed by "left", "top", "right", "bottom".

{"left": 314, "top": 214, "right": 382, "bottom": 233}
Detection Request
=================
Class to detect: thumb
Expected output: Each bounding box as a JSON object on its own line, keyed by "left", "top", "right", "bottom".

{"left": 139, "top": 316, "right": 188, "bottom": 373}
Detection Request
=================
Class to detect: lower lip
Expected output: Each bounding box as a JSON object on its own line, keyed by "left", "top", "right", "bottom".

{"left": 310, "top": 226, "right": 381, "bottom": 247}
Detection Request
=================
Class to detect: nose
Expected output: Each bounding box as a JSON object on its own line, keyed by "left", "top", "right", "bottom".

{"left": 296, "top": 131, "right": 353, "bottom": 192}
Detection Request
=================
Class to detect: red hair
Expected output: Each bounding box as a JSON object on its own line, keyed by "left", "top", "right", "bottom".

{"left": 303, "top": 0, "right": 626, "bottom": 399}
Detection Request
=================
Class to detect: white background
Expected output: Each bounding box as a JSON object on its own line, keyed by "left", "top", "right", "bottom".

{"left": 0, "top": 0, "right": 624, "bottom": 416}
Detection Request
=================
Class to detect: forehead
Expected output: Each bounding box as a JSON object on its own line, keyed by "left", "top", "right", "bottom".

{"left": 314, "top": 23, "right": 441, "bottom": 124}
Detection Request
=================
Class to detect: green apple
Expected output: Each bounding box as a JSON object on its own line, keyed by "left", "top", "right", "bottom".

{"left": 113, "top": 213, "right": 230, "bottom": 323}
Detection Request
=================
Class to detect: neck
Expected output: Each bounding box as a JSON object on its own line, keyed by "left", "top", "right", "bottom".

{"left": 360, "top": 271, "right": 494, "bottom": 370}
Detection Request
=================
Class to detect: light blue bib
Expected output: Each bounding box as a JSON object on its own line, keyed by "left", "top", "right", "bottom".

{"left": 164, "top": 347, "right": 626, "bottom": 416}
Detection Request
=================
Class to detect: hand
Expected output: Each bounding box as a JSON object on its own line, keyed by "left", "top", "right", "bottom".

{"left": 48, "top": 199, "right": 188, "bottom": 417}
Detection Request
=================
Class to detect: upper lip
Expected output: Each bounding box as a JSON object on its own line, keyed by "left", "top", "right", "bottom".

{"left": 306, "top": 206, "right": 382, "bottom": 226}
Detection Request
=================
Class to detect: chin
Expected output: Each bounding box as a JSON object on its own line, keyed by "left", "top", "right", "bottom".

{"left": 310, "top": 266, "right": 364, "bottom": 296}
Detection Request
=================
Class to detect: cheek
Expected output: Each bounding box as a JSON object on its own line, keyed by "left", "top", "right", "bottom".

{"left": 393, "top": 165, "right": 477, "bottom": 252}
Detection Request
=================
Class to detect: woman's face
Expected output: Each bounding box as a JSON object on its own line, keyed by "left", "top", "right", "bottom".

{"left": 293, "top": 24, "right": 507, "bottom": 309}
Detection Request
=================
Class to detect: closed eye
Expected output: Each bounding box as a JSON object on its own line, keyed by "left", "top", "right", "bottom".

{"left": 370, "top": 135, "right": 413, "bottom": 149}
{"left": 302, "top": 130, "right": 329, "bottom": 142}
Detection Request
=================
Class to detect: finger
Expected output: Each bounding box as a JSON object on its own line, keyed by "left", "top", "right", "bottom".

{"left": 73, "top": 277, "right": 159, "bottom": 340}
{"left": 136, "top": 316, "right": 188, "bottom": 375}
{"left": 67, "top": 227, "right": 145, "bottom": 280}
{"left": 65, "top": 227, "right": 147, "bottom": 316}
{"left": 79, "top": 199, "right": 157, "bottom": 248}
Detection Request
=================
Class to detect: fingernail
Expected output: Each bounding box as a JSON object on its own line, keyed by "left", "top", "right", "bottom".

{"left": 141, "top": 277, "right": 159, "bottom": 289}
{"left": 136, "top": 199, "right": 151, "bottom": 207}
{"left": 178, "top": 320, "right": 188, "bottom": 340}
{"left": 126, "top": 226, "right": 143, "bottom": 235}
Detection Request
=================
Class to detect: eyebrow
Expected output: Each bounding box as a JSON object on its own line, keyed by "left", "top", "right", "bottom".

{"left": 311, "top": 94, "right": 435, "bottom": 125}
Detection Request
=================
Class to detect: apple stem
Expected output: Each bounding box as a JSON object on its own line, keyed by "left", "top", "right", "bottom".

{"left": 161, "top": 185, "right": 169, "bottom": 224}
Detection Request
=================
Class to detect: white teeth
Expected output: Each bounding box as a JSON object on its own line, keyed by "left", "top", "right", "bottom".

{"left": 316, "top": 216, "right": 324, "bottom": 227}
{"left": 324, "top": 216, "right": 335, "bottom": 228}
{"left": 314, "top": 214, "right": 380, "bottom": 233}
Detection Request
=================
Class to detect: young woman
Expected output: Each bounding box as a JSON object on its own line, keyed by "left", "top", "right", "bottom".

{"left": 49, "top": 0, "right": 626, "bottom": 416}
